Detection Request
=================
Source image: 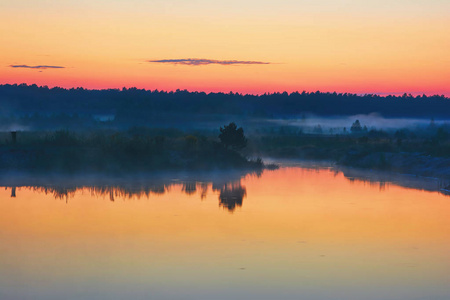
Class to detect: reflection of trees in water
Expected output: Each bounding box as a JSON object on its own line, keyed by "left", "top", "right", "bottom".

{"left": 182, "top": 182, "right": 197, "bottom": 195}
{"left": 217, "top": 182, "right": 247, "bottom": 212}
{"left": 341, "top": 167, "right": 450, "bottom": 195}
{"left": 32, "top": 181, "right": 247, "bottom": 211}
{"left": 33, "top": 185, "right": 171, "bottom": 200}
{"left": 346, "top": 176, "right": 388, "bottom": 191}
{"left": 35, "top": 186, "right": 78, "bottom": 200}
{"left": 4, "top": 170, "right": 259, "bottom": 211}
{"left": 199, "top": 182, "right": 208, "bottom": 200}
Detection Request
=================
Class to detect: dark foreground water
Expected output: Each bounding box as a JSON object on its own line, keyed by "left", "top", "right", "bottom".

{"left": 1, "top": 166, "right": 449, "bottom": 300}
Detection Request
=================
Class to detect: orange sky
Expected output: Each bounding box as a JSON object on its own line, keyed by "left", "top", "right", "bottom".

{"left": 1, "top": 0, "right": 449, "bottom": 95}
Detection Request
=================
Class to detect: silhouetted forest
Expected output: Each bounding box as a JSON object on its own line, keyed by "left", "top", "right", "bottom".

{"left": 1, "top": 84, "right": 449, "bottom": 131}
{"left": 0, "top": 127, "right": 266, "bottom": 172}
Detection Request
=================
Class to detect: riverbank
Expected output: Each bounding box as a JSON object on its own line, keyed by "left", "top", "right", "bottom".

{"left": 339, "top": 151, "right": 450, "bottom": 179}
{"left": 0, "top": 130, "right": 273, "bottom": 173}
{"left": 249, "top": 133, "right": 450, "bottom": 180}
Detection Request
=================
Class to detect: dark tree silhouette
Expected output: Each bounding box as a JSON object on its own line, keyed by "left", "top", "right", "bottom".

{"left": 1, "top": 84, "right": 450, "bottom": 130}
{"left": 351, "top": 120, "right": 362, "bottom": 133}
{"left": 219, "top": 122, "right": 247, "bottom": 150}
{"left": 313, "top": 124, "right": 323, "bottom": 134}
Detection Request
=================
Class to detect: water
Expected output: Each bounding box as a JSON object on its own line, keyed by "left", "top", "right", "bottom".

{"left": 1, "top": 166, "right": 449, "bottom": 300}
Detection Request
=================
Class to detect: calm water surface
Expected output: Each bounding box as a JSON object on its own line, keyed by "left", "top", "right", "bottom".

{"left": 1, "top": 167, "right": 449, "bottom": 300}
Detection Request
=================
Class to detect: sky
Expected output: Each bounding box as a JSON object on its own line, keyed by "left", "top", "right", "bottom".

{"left": 1, "top": 0, "right": 449, "bottom": 95}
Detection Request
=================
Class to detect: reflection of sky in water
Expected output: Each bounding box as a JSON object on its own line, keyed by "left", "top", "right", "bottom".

{"left": 1, "top": 167, "right": 449, "bottom": 300}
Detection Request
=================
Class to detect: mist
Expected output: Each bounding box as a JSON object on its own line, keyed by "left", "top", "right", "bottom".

{"left": 266, "top": 113, "right": 446, "bottom": 134}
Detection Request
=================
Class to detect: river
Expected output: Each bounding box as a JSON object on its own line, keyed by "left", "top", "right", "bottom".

{"left": 1, "top": 165, "right": 449, "bottom": 300}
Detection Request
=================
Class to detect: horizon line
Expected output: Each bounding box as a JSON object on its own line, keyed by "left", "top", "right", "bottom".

{"left": 1, "top": 82, "right": 449, "bottom": 99}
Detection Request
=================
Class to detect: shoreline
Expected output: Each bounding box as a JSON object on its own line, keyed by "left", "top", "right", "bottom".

{"left": 1, "top": 159, "right": 448, "bottom": 198}
{"left": 255, "top": 148, "right": 450, "bottom": 180}
{"left": 261, "top": 158, "right": 450, "bottom": 196}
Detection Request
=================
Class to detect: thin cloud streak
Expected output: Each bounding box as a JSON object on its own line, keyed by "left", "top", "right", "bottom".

{"left": 148, "top": 58, "right": 271, "bottom": 66}
{"left": 9, "top": 65, "right": 65, "bottom": 69}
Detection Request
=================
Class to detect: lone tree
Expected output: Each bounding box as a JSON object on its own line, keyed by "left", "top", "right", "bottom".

{"left": 219, "top": 122, "right": 247, "bottom": 150}
{"left": 351, "top": 120, "right": 362, "bottom": 133}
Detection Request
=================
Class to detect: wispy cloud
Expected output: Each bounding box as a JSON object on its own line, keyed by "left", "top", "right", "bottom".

{"left": 9, "top": 65, "right": 65, "bottom": 69}
{"left": 148, "top": 58, "right": 271, "bottom": 66}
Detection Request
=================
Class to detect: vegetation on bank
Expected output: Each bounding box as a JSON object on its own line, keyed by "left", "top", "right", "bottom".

{"left": 247, "top": 120, "right": 450, "bottom": 178}
{"left": 1, "top": 117, "right": 449, "bottom": 178}
{"left": 0, "top": 123, "right": 268, "bottom": 173}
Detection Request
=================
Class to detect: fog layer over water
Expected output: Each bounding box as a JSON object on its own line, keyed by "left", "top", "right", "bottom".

{"left": 1, "top": 166, "right": 449, "bottom": 300}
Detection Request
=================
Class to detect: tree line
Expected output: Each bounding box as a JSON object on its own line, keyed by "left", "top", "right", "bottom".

{"left": 1, "top": 84, "right": 449, "bottom": 119}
